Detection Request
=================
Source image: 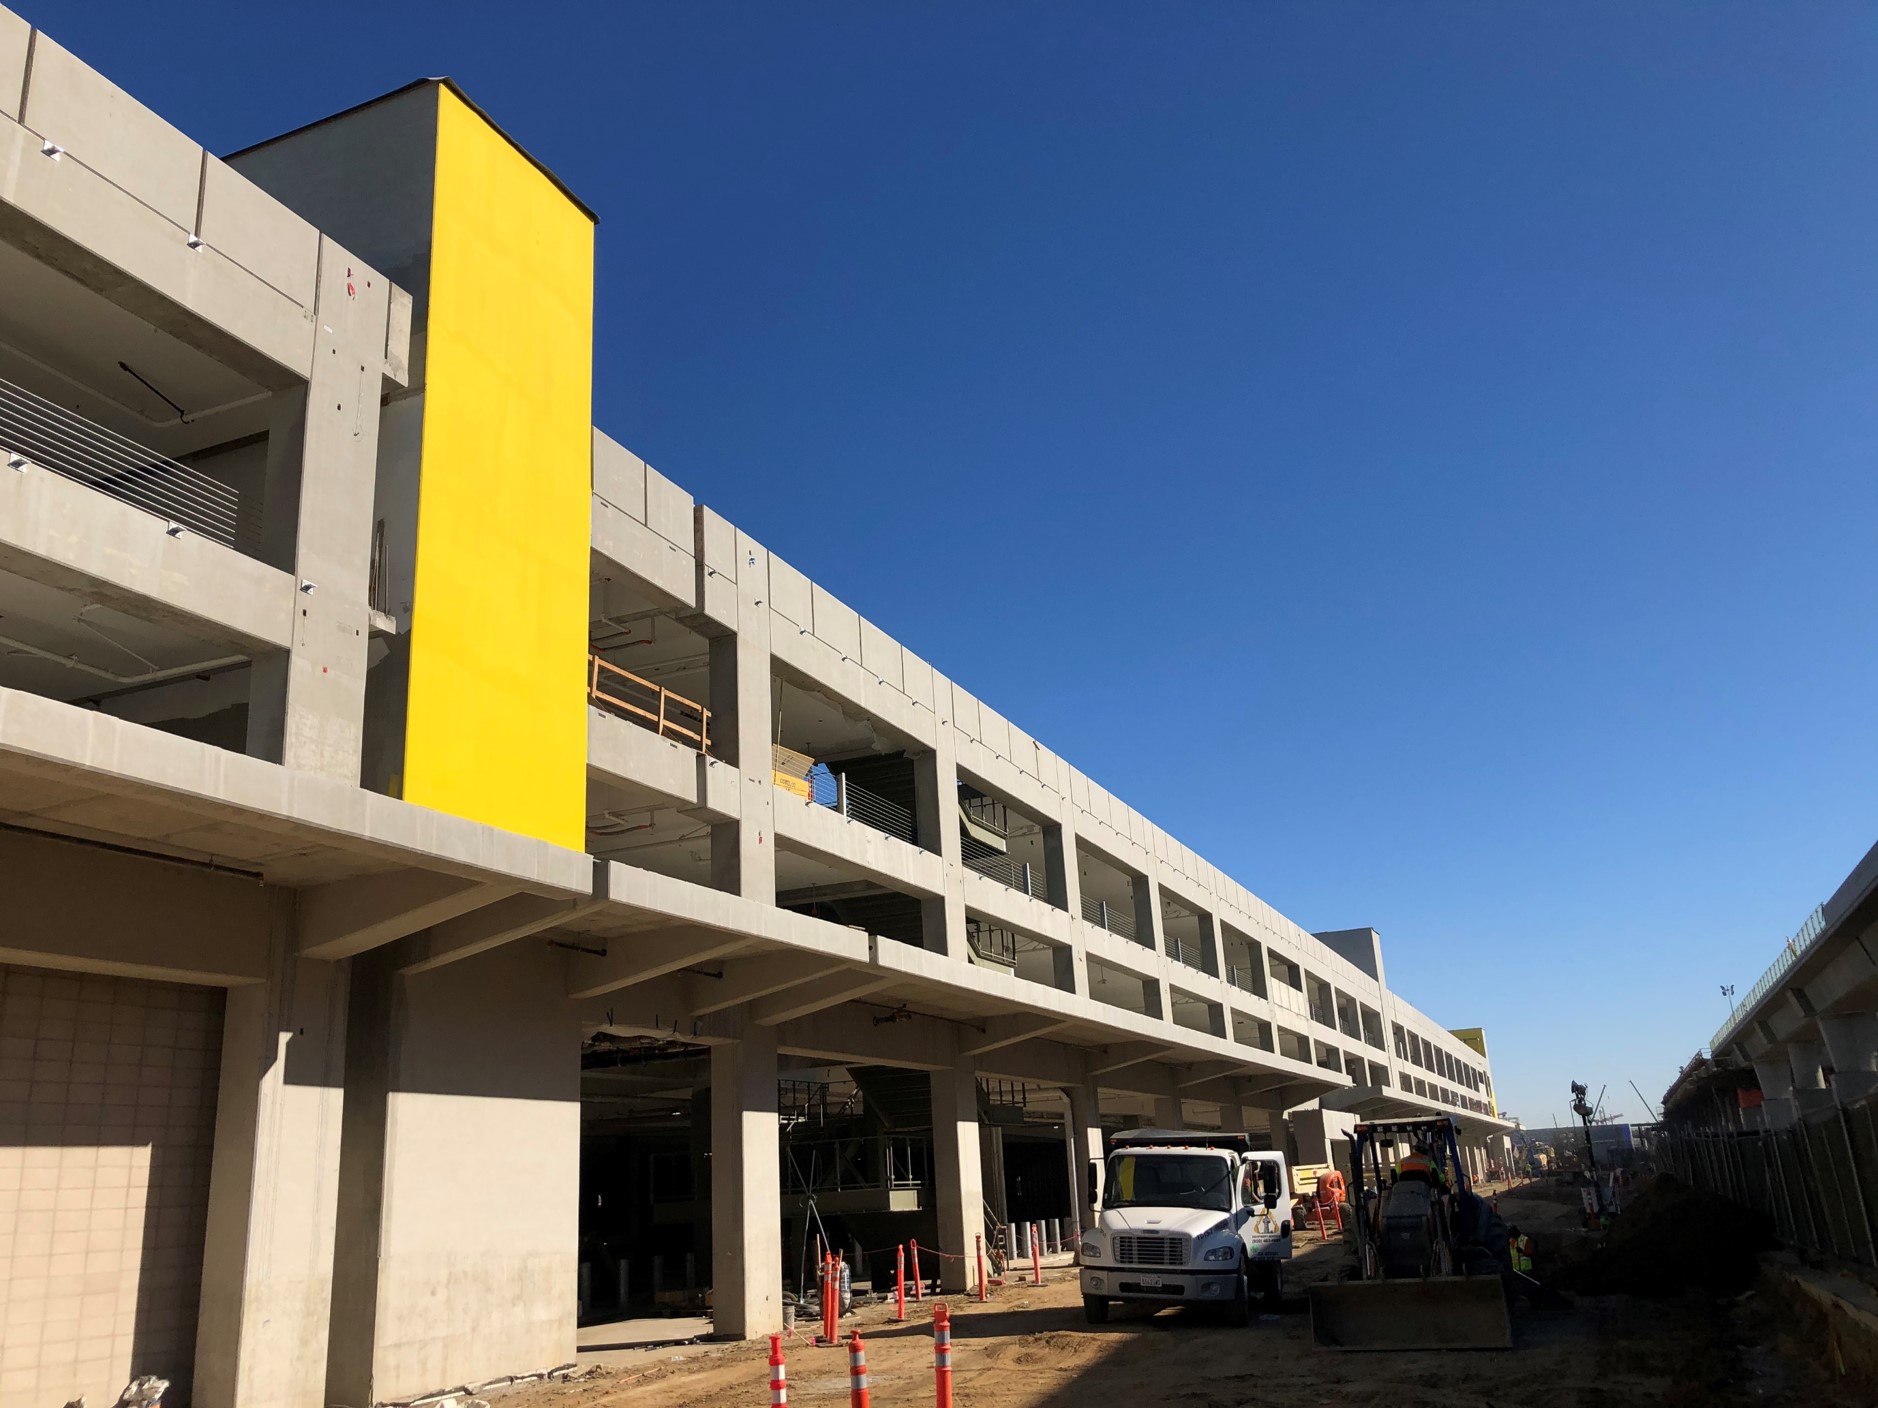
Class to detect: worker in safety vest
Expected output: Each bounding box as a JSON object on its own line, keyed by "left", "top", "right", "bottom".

{"left": 1395, "top": 1141, "right": 1446, "bottom": 1190}
{"left": 1507, "top": 1226, "right": 1534, "bottom": 1273}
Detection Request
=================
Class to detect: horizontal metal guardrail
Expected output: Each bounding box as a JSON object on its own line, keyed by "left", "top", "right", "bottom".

{"left": 1080, "top": 894, "right": 1138, "bottom": 940}
{"left": 1712, "top": 903, "right": 1827, "bottom": 1051}
{"left": 808, "top": 768, "right": 917, "bottom": 845}
{"left": 0, "top": 375, "right": 242, "bottom": 547}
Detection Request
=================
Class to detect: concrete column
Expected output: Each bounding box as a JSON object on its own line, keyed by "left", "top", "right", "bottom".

{"left": 1043, "top": 819, "right": 1080, "bottom": 918}
{"left": 1822, "top": 1014, "right": 1878, "bottom": 1103}
{"left": 930, "top": 1056, "right": 985, "bottom": 1294}
{"left": 711, "top": 1023, "right": 782, "bottom": 1337}
{"left": 1790, "top": 1038, "right": 1838, "bottom": 1116}
{"left": 1064, "top": 1078, "right": 1104, "bottom": 1232}
{"left": 247, "top": 238, "right": 390, "bottom": 781}
{"left": 327, "top": 943, "right": 579, "bottom": 1405}
{"left": 710, "top": 532, "right": 776, "bottom": 901}
{"left": 1194, "top": 910, "right": 1221, "bottom": 978}
{"left": 1754, "top": 1057, "right": 1799, "bottom": 1130}
{"left": 1152, "top": 1094, "right": 1183, "bottom": 1129}
{"left": 1131, "top": 870, "right": 1161, "bottom": 953}
{"left": 914, "top": 730, "right": 966, "bottom": 958}
{"left": 195, "top": 894, "right": 349, "bottom": 1408}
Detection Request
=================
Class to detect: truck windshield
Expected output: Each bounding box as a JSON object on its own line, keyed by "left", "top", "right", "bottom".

{"left": 1105, "top": 1153, "right": 1232, "bottom": 1212}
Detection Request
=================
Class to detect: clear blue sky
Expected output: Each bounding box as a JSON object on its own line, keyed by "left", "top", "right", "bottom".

{"left": 35, "top": 1, "right": 1878, "bottom": 1128}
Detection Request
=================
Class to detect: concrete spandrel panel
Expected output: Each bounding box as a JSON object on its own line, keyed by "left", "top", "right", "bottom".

{"left": 900, "top": 649, "right": 935, "bottom": 711}
{"left": 22, "top": 35, "right": 202, "bottom": 230}
{"left": 948, "top": 681, "right": 979, "bottom": 738}
{"left": 810, "top": 583, "right": 861, "bottom": 661}
{"left": 1068, "top": 769, "right": 1088, "bottom": 811}
{"left": 859, "top": 618, "right": 902, "bottom": 691}
{"left": 196, "top": 155, "right": 319, "bottom": 307}
{"left": 767, "top": 553, "right": 810, "bottom": 627}
{"left": 698, "top": 506, "right": 737, "bottom": 581}
{"left": 592, "top": 430, "right": 647, "bottom": 522}
{"left": 977, "top": 704, "right": 1011, "bottom": 764}
{"left": 0, "top": 8, "right": 26, "bottom": 121}
{"left": 645, "top": 464, "right": 693, "bottom": 549}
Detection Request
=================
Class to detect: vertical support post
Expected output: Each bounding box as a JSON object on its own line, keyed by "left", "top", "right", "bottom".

{"left": 896, "top": 1245, "right": 906, "bottom": 1322}
{"left": 909, "top": 1240, "right": 923, "bottom": 1301}
{"left": 930, "top": 1056, "right": 984, "bottom": 1294}
{"left": 708, "top": 532, "right": 777, "bottom": 900}
{"left": 838, "top": 770, "right": 850, "bottom": 818}
{"left": 914, "top": 732, "right": 967, "bottom": 957}
{"left": 1031, "top": 1223, "right": 1042, "bottom": 1285}
{"left": 711, "top": 1023, "right": 782, "bottom": 1337}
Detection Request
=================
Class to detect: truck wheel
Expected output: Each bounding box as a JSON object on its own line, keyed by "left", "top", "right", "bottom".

{"left": 1083, "top": 1295, "right": 1110, "bottom": 1325}
{"left": 1259, "top": 1259, "right": 1286, "bottom": 1308}
{"left": 1227, "top": 1263, "right": 1252, "bottom": 1327}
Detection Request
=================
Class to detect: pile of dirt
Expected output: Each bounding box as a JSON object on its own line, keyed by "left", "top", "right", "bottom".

{"left": 1559, "top": 1173, "right": 1776, "bottom": 1298}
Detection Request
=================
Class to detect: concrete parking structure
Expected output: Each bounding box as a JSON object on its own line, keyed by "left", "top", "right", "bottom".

{"left": 0, "top": 12, "right": 1511, "bottom": 1408}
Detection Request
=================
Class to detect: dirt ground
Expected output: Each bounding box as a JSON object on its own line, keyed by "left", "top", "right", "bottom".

{"left": 501, "top": 1186, "right": 1865, "bottom": 1408}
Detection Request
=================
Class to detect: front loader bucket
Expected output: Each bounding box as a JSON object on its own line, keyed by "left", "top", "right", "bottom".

{"left": 1308, "top": 1276, "right": 1512, "bottom": 1351}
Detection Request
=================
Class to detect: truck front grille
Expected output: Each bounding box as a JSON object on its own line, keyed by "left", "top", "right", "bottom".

{"left": 1113, "top": 1234, "right": 1187, "bottom": 1267}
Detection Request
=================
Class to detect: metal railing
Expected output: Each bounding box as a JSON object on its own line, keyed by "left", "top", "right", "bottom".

{"left": 811, "top": 770, "right": 916, "bottom": 845}
{"left": 966, "top": 920, "right": 1018, "bottom": 969}
{"left": 1225, "top": 964, "right": 1262, "bottom": 996}
{"left": 1712, "top": 902, "right": 1828, "bottom": 1051}
{"left": 0, "top": 374, "right": 242, "bottom": 547}
{"left": 1080, "top": 894, "right": 1138, "bottom": 940}
{"left": 1166, "top": 934, "right": 1209, "bottom": 973}
{"left": 780, "top": 1134, "right": 928, "bottom": 1195}
{"left": 963, "top": 848, "right": 1050, "bottom": 901}
{"left": 589, "top": 653, "right": 712, "bottom": 753}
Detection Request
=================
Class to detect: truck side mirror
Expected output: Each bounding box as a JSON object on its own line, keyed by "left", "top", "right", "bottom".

{"left": 1087, "top": 1160, "right": 1101, "bottom": 1211}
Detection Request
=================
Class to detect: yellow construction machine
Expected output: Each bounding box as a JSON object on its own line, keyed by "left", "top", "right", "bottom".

{"left": 1308, "top": 1116, "right": 1514, "bottom": 1351}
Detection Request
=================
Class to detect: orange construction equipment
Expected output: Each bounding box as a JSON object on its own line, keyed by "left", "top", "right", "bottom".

{"left": 909, "top": 1240, "right": 923, "bottom": 1301}
{"left": 975, "top": 1236, "right": 988, "bottom": 1302}
{"left": 895, "top": 1245, "right": 907, "bottom": 1321}
{"left": 820, "top": 1254, "right": 839, "bottom": 1344}
{"left": 1030, "top": 1222, "right": 1043, "bottom": 1286}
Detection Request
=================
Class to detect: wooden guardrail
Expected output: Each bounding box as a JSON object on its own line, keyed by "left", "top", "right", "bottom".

{"left": 588, "top": 654, "right": 711, "bottom": 754}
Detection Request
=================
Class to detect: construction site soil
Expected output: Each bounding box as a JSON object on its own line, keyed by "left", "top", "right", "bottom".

{"left": 503, "top": 1184, "right": 1865, "bottom": 1408}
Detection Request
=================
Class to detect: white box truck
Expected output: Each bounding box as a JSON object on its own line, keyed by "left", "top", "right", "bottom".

{"left": 1077, "top": 1128, "right": 1293, "bottom": 1325}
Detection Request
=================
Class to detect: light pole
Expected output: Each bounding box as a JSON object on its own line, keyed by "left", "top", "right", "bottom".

{"left": 1718, "top": 983, "right": 1736, "bottom": 1024}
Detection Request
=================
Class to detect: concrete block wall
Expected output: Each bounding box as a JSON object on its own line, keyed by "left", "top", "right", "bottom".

{"left": 0, "top": 964, "right": 224, "bottom": 1408}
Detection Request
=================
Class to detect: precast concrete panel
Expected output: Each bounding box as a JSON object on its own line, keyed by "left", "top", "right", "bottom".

{"left": 0, "top": 7, "right": 26, "bottom": 121}
{"left": 196, "top": 155, "right": 319, "bottom": 307}
{"left": 20, "top": 34, "right": 201, "bottom": 230}
{"left": 401, "top": 87, "right": 593, "bottom": 850}
{"left": 767, "top": 553, "right": 811, "bottom": 629}
{"left": 644, "top": 463, "right": 693, "bottom": 550}
{"left": 859, "top": 617, "right": 902, "bottom": 690}
{"left": 810, "top": 581, "right": 860, "bottom": 661}
{"left": 591, "top": 429, "right": 647, "bottom": 522}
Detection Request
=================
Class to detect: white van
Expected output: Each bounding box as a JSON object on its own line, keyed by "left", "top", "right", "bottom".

{"left": 1077, "top": 1129, "right": 1293, "bottom": 1325}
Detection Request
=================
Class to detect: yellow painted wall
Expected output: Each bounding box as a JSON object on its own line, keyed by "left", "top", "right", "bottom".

{"left": 402, "top": 87, "right": 594, "bottom": 850}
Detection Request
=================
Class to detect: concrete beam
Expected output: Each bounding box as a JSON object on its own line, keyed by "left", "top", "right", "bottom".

{"left": 565, "top": 927, "right": 750, "bottom": 1000}
{"left": 751, "top": 968, "right": 897, "bottom": 1025}
{"left": 399, "top": 895, "right": 603, "bottom": 976}
{"left": 1176, "top": 1059, "right": 1258, "bottom": 1089}
{"left": 297, "top": 870, "right": 510, "bottom": 961}
{"left": 1089, "top": 1041, "right": 1184, "bottom": 1076}
{"left": 687, "top": 951, "right": 839, "bottom": 1016}
{"left": 960, "top": 1013, "right": 1076, "bottom": 1057}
